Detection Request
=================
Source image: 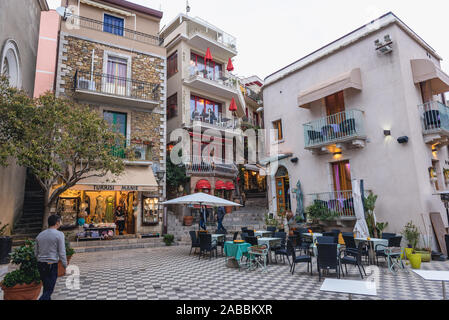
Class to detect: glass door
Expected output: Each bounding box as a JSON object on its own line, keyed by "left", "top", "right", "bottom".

{"left": 104, "top": 110, "right": 127, "bottom": 158}
{"left": 105, "top": 56, "right": 127, "bottom": 96}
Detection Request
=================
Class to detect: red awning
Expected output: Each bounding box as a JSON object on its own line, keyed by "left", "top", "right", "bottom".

{"left": 229, "top": 98, "right": 237, "bottom": 112}
{"left": 215, "top": 180, "right": 226, "bottom": 190}
{"left": 227, "top": 58, "right": 234, "bottom": 72}
{"left": 196, "top": 179, "right": 211, "bottom": 190}
{"left": 205, "top": 47, "right": 213, "bottom": 62}
{"left": 225, "top": 181, "right": 235, "bottom": 190}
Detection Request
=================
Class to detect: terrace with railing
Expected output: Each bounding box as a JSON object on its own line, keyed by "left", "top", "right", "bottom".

{"left": 303, "top": 109, "right": 366, "bottom": 150}
{"left": 307, "top": 190, "right": 356, "bottom": 219}
{"left": 110, "top": 143, "right": 153, "bottom": 163}
{"left": 186, "top": 65, "right": 241, "bottom": 91}
{"left": 67, "top": 15, "right": 163, "bottom": 46}
{"left": 186, "top": 17, "right": 237, "bottom": 52}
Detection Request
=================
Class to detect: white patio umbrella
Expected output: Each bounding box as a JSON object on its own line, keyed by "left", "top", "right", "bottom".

{"left": 162, "top": 192, "right": 242, "bottom": 207}
{"left": 352, "top": 180, "right": 370, "bottom": 238}
{"left": 162, "top": 193, "right": 242, "bottom": 231}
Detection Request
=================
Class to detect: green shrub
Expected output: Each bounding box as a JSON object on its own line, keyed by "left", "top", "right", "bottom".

{"left": 1, "top": 240, "right": 40, "bottom": 288}
{"left": 65, "top": 239, "right": 75, "bottom": 256}
{"left": 402, "top": 221, "right": 420, "bottom": 249}
{"left": 163, "top": 234, "right": 175, "bottom": 246}
{"left": 305, "top": 202, "right": 338, "bottom": 221}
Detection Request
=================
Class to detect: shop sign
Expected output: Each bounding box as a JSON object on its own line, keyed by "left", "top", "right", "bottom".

{"left": 122, "top": 185, "right": 139, "bottom": 191}
{"left": 93, "top": 185, "right": 115, "bottom": 191}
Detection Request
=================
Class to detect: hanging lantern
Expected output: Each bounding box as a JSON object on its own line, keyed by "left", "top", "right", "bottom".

{"left": 229, "top": 97, "right": 237, "bottom": 112}
{"left": 227, "top": 58, "right": 234, "bottom": 72}
{"left": 205, "top": 47, "right": 213, "bottom": 62}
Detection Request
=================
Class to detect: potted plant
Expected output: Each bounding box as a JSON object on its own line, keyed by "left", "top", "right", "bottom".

{"left": 401, "top": 221, "right": 420, "bottom": 260}
{"left": 375, "top": 222, "right": 389, "bottom": 239}
{"left": 1, "top": 241, "right": 42, "bottom": 300}
{"left": 163, "top": 234, "right": 175, "bottom": 246}
{"left": 58, "top": 239, "right": 75, "bottom": 277}
{"left": 0, "top": 222, "right": 12, "bottom": 265}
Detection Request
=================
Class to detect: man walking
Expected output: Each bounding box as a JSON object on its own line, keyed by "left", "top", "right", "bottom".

{"left": 217, "top": 206, "right": 227, "bottom": 233}
{"left": 34, "top": 215, "right": 67, "bottom": 300}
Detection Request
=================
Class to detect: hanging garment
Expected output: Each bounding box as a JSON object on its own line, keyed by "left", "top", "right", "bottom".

{"left": 104, "top": 195, "right": 115, "bottom": 223}
{"left": 95, "top": 195, "right": 105, "bottom": 223}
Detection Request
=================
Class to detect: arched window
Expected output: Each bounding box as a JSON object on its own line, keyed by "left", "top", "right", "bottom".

{"left": 275, "top": 166, "right": 288, "bottom": 178}
{"left": 1, "top": 40, "right": 21, "bottom": 88}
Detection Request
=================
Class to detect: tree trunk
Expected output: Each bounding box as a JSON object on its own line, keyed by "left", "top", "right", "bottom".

{"left": 42, "top": 190, "right": 51, "bottom": 230}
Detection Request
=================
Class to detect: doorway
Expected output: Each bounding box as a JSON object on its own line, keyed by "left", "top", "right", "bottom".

{"left": 275, "top": 166, "right": 291, "bottom": 214}
{"left": 331, "top": 160, "right": 352, "bottom": 192}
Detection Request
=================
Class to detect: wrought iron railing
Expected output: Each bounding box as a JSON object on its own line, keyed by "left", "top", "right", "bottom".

{"left": 74, "top": 70, "right": 159, "bottom": 102}
{"left": 67, "top": 15, "right": 163, "bottom": 46}
{"left": 307, "top": 190, "right": 355, "bottom": 218}
{"left": 186, "top": 66, "right": 240, "bottom": 90}
{"left": 418, "top": 101, "right": 449, "bottom": 134}
{"left": 189, "top": 111, "right": 240, "bottom": 130}
{"left": 245, "top": 87, "right": 261, "bottom": 102}
{"left": 185, "top": 155, "right": 238, "bottom": 175}
{"left": 303, "top": 109, "right": 366, "bottom": 148}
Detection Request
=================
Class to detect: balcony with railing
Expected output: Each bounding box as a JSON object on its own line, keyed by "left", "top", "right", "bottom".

{"left": 74, "top": 70, "right": 160, "bottom": 109}
{"left": 67, "top": 15, "right": 163, "bottom": 47}
{"left": 307, "top": 190, "right": 356, "bottom": 219}
{"left": 419, "top": 101, "right": 449, "bottom": 144}
{"left": 187, "top": 111, "right": 240, "bottom": 132}
{"left": 185, "top": 18, "right": 237, "bottom": 57}
{"left": 184, "top": 155, "right": 238, "bottom": 177}
{"left": 303, "top": 109, "right": 367, "bottom": 151}
{"left": 245, "top": 87, "right": 262, "bottom": 103}
{"left": 184, "top": 66, "right": 241, "bottom": 101}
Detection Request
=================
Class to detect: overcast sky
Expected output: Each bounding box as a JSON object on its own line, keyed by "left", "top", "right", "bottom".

{"left": 47, "top": 0, "right": 449, "bottom": 80}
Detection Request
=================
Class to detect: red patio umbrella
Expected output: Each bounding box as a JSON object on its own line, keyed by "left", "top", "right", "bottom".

{"left": 227, "top": 58, "right": 234, "bottom": 72}
{"left": 229, "top": 97, "right": 237, "bottom": 112}
{"left": 205, "top": 47, "right": 213, "bottom": 62}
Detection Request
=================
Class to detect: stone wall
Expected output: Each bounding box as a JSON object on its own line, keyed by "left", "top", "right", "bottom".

{"left": 55, "top": 32, "right": 167, "bottom": 235}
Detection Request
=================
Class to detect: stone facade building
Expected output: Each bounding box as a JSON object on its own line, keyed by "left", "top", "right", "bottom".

{"left": 52, "top": 0, "right": 167, "bottom": 236}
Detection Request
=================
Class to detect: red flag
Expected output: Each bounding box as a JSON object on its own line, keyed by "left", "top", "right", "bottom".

{"left": 205, "top": 47, "right": 213, "bottom": 62}
{"left": 227, "top": 58, "right": 234, "bottom": 72}
{"left": 229, "top": 97, "right": 237, "bottom": 112}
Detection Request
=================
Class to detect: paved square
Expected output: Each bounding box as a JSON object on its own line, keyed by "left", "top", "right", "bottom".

{"left": 46, "top": 246, "right": 449, "bottom": 300}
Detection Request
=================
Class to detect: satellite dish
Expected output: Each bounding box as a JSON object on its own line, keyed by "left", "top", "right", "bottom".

{"left": 55, "top": 6, "right": 72, "bottom": 20}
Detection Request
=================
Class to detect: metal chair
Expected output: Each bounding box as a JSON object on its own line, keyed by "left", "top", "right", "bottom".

{"left": 317, "top": 236, "right": 335, "bottom": 244}
{"left": 288, "top": 240, "right": 312, "bottom": 276}
{"left": 274, "top": 237, "right": 290, "bottom": 266}
{"left": 340, "top": 242, "right": 367, "bottom": 279}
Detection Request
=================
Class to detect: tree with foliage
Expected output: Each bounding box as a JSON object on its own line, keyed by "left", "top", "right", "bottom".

{"left": 166, "top": 149, "right": 189, "bottom": 198}
{"left": 0, "top": 77, "right": 126, "bottom": 229}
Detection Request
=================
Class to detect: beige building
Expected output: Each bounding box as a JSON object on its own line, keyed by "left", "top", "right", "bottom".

{"left": 51, "top": 0, "right": 167, "bottom": 236}
{"left": 161, "top": 14, "right": 246, "bottom": 202}
{"left": 263, "top": 12, "right": 449, "bottom": 246}
{"left": 0, "top": 0, "right": 49, "bottom": 234}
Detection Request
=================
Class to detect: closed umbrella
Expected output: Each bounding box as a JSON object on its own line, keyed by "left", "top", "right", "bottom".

{"left": 352, "top": 179, "right": 369, "bottom": 238}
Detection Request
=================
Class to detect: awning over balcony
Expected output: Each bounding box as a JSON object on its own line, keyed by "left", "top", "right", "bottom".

{"left": 225, "top": 181, "right": 235, "bottom": 190}
{"left": 297, "top": 68, "right": 362, "bottom": 108}
{"left": 411, "top": 59, "right": 449, "bottom": 95}
{"left": 71, "top": 167, "right": 158, "bottom": 192}
{"left": 196, "top": 179, "right": 211, "bottom": 190}
{"left": 215, "top": 180, "right": 226, "bottom": 190}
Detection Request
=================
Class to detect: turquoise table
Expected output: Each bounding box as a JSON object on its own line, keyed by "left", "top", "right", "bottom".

{"left": 224, "top": 241, "right": 251, "bottom": 268}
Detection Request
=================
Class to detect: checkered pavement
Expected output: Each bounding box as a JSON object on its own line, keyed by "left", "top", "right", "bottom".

{"left": 48, "top": 246, "right": 449, "bottom": 300}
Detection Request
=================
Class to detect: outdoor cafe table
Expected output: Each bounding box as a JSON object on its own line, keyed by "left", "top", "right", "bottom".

{"left": 320, "top": 278, "right": 377, "bottom": 300}
{"left": 355, "top": 237, "right": 388, "bottom": 265}
{"left": 255, "top": 230, "right": 273, "bottom": 238}
{"left": 412, "top": 270, "right": 449, "bottom": 300}
{"left": 257, "top": 237, "right": 282, "bottom": 264}
{"left": 224, "top": 241, "right": 251, "bottom": 268}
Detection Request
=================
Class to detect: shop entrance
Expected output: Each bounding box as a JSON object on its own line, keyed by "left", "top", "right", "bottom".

{"left": 275, "top": 166, "right": 291, "bottom": 214}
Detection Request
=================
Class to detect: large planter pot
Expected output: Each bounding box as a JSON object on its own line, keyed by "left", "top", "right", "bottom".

{"left": 0, "top": 236, "right": 12, "bottom": 265}
{"left": 57, "top": 255, "right": 73, "bottom": 277}
{"left": 416, "top": 250, "right": 431, "bottom": 263}
{"left": 183, "top": 216, "right": 194, "bottom": 226}
{"left": 1, "top": 281, "right": 42, "bottom": 300}
{"left": 409, "top": 253, "right": 422, "bottom": 269}
{"left": 404, "top": 247, "right": 414, "bottom": 260}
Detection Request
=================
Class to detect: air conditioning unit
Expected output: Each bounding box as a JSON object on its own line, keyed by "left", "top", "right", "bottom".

{"left": 133, "top": 145, "right": 147, "bottom": 161}
{"left": 374, "top": 35, "right": 393, "bottom": 55}
{"left": 78, "top": 77, "right": 96, "bottom": 91}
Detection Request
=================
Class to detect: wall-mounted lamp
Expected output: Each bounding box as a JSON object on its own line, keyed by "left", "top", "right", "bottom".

{"left": 432, "top": 146, "right": 438, "bottom": 152}
{"left": 383, "top": 130, "right": 391, "bottom": 136}
{"left": 333, "top": 152, "right": 342, "bottom": 156}
{"left": 397, "top": 136, "right": 409, "bottom": 144}
{"left": 291, "top": 157, "right": 299, "bottom": 163}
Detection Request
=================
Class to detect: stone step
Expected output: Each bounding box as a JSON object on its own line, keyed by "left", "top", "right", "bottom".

{"left": 73, "top": 240, "right": 176, "bottom": 253}
{"left": 71, "top": 237, "right": 164, "bottom": 248}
